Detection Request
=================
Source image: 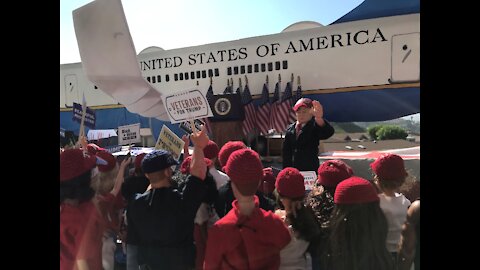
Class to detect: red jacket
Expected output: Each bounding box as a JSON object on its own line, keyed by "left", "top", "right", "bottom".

{"left": 204, "top": 196, "right": 291, "bottom": 270}
{"left": 60, "top": 201, "right": 104, "bottom": 270}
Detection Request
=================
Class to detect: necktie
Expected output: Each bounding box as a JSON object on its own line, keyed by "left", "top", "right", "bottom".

{"left": 296, "top": 124, "right": 302, "bottom": 138}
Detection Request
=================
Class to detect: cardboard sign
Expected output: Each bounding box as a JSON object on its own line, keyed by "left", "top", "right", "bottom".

{"left": 118, "top": 123, "right": 141, "bottom": 145}
{"left": 300, "top": 171, "right": 317, "bottom": 191}
{"left": 155, "top": 125, "right": 185, "bottom": 160}
{"left": 178, "top": 119, "right": 205, "bottom": 134}
{"left": 162, "top": 89, "right": 213, "bottom": 124}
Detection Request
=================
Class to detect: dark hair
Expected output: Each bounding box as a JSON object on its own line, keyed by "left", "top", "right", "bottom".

{"left": 287, "top": 205, "right": 322, "bottom": 242}
{"left": 60, "top": 170, "right": 95, "bottom": 204}
{"left": 304, "top": 184, "right": 336, "bottom": 228}
{"left": 324, "top": 202, "right": 394, "bottom": 270}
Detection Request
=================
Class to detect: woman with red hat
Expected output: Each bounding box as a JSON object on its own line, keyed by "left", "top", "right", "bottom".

{"left": 60, "top": 148, "right": 105, "bottom": 270}
{"left": 274, "top": 167, "right": 321, "bottom": 270}
{"left": 370, "top": 154, "right": 412, "bottom": 268}
{"left": 304, "top": 159, "right": 354, "bottom": 270}
{"left": 323, "top": 176, "right": 393, "bottom": 270}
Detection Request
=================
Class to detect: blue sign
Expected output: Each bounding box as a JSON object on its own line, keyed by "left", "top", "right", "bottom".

{"left": 72, "top": 102, "right": 96, "bottom": 128}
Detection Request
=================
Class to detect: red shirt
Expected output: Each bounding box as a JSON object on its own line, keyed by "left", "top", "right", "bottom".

{"left": 204, "top": 196, "right": 291, "bottom": 270}
{"left": 97, "top": 193, "right": 125, "bottom": 233}
{"left": 60, "top": 201, "right": 104, "bottom": 270}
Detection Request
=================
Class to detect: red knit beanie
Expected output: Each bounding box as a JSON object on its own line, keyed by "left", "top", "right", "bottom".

{"left": 60, "top": 149, "right": 97, "bottom": 182}
{"left": 258, "top": 167, "right": 276, "bottom": 194}
{"left": 180, "top": 156, "right": 213, "bottom": 175}
{"left": 134, "top": 153, "right": 146, "bottom": 170}
{"left": 96, "top": 151, "right": 117, "bottom": 172}
{"left": 276, "top": 167, "right": 305, "bottom": 199}
{"left": 203, "top": 140, "right": 219, "bottom": 160}
{"left": 224, "top": 149, "right": 263, "bottom": 196}
{"left": 370, "top": 153, "right": 407, "bottom": 182}
{"left": 317, "top": 160, "right": 354, "bottom": 187}
{"left": 334, "top": 176, "right": 379, "bottom": 204}
{"left": 218, "top": 141, "right": 247, "bottom": 167}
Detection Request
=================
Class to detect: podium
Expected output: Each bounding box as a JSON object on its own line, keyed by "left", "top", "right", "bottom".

{"left": 208, "top": 93, "right": 245, "bottom": 147}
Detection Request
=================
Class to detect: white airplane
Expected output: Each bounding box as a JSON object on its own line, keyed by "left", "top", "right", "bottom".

{"left": 60, "top": 0, "right": 419, "bottom": 134}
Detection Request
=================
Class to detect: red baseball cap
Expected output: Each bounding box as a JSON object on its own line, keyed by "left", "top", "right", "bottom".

{"left": 293, "top": 98, "right": 313, "bottom": 112}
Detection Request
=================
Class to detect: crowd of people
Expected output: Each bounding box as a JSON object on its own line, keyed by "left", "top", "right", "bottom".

{"left": 60, "top": 98, "right": 420, "bottom": 270}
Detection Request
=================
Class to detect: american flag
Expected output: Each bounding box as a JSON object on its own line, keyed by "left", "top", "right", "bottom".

{"left": 223, "top": 84, "right": 233, "bottom": 94}
{"left": 279, "top": 81, "right": 296, "bottom": 128}
{"left": 241, "top": 85, "right": 257, "bottom": 137}
{"left": 270, "top": 81, "right": 284, "bottom": 133}
{"left": 202, "top": 85, "right": 214, "bottom": 135}
{"left": 256, "top": 83, "right": 271, "bottom": 135}
{"left": 295, "top": 83, "right": 303, "bottom": 102}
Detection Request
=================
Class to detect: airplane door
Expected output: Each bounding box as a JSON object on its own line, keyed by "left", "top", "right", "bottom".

{"left": 390, "top": 33, "right": 420, "bottom": 83}
{"left": 64, "top": 74, "right": 79, "bottom": 107}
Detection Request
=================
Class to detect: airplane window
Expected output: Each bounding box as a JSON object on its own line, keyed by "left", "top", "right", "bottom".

{"left": 282, "top": 60, "right": 288, "bottom": 69}
{"left": 191, "top": 71, "right": 195, "bottom": 79}
{"left": 152, "top": 76, "right": 156, "bottom": 83}
{"left": 166, "top": 75, "right": 170, "bottom": 82}
{"left": 196, "top": 71, "right": 201, "bottom": 78}
{"left": 254, "top": 64, "right": 259, "bottom": 73}
{"left": 202, "top": 70, "right": 207, "bottom": 78}
{"left": 234, "top": 66, "right": 239, "bottom": 75}
{"left": 157, "top": 75, "right": 161, "bottom": 82}
{"left": 275, "top": 61, "right": 281, "bottom": 70}
{"left": 185, "top": 72, "right": 189, "bottom": 80}
{"left": 146, "top": 77, "right": 151, "bottom": 82}
{"left": 179, "top": 73, "right": 184, "bottom": 80}
{"left": 227, "top": 67, "right": 232, "bottom": 76}
{"left": 268, "top": 62, "right": 273, "bottom": 71}
{"left": 215, "top": 68, "right": 219, "bottom": 76}
{"left": 247, "top": 65, "right": 252, "bottom": 73}
{"left": 261, "top": 64, "right": 266, "bottom": 72}
{"left": 208, "top": 69, "right": 213, "bottom": 77}
{"left": 174, "top": 74, "right": 179, "bottom": 81}
{"left": 240, "top": 66, "right": 245, "bottom": 74}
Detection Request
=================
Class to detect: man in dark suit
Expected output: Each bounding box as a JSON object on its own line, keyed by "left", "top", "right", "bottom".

{"left": 282, "top": 98, "right": 335, "bottom": 171}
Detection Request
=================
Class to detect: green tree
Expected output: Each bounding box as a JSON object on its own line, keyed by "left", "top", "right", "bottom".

{"left": 367, "top": 125, "right": 383, "bottom": 140}
{"left": 376, "top": 125, "right": 408, "bottom": 140}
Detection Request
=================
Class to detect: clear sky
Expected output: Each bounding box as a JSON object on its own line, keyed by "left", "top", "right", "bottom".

{"left": 60, "top": 0, "right": 365, "bottom": 64}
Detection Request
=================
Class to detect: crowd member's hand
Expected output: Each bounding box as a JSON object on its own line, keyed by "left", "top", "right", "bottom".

{"left": 275, "top": 209, "right": 287, "bottom": 222}
{"left": 311, "top": 100, "right": 324, "bottom": 119}
{"left": 190, "top": 125, "right": 209, "bottom": 149}
{"left": 182, "top": 134, "right": 191, "bottom": 158}
{"left": 182, "top": 134, "right": 190, "bottom": 146}
{"left": 190, "top": 124, "right": 209, "bottom": 180}
{"left": 263, "top": 167, "right": 273, "bottom": 175}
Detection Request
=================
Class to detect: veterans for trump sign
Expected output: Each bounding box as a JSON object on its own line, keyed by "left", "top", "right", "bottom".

{"left": 118, "top": 123, "right": 141, "bottom": 145}
{"left": 161, "top": 89, "right": 213, "bottom": 124}
{"left": 300, "top": 171, "right": 317, "bottom": 191}
{"left": 155, "top": 125, "right": 185, "bottom": 160}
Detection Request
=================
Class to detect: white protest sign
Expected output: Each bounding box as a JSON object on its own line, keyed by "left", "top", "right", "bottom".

{"left": 155, "top": 125, "right": 185, "bottom": 160}
{"left": 300, "top": 171, "right": 317, "bottom": 191}
{"left": 118, "top": 123, "right": 141, "bottom": 145}
{"left": 161, "top": 89, "right": 213, "bottom": 124}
